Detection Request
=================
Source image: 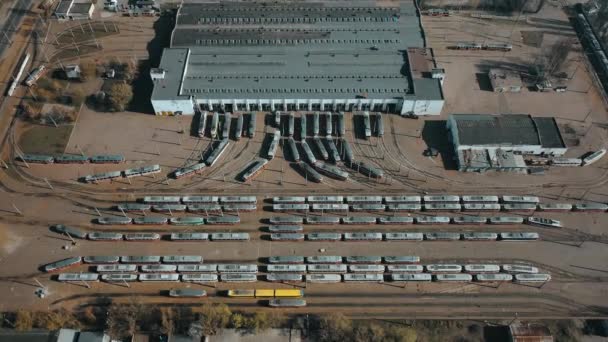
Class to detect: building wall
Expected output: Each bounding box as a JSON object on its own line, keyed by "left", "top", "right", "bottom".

{"left": 195, "top": 98, "right": 402, "bottom": 113}
{"left": 152, "top": 98, "right": 195, "bottom": 115}
{"left": 454, "top": 143, "right": 566, "bottom": 156}
{"left": 401, "top": 99, "right": 444, "bottom": 115}
{"left": 188, "top": 97, "right": 443, "bottom": 115}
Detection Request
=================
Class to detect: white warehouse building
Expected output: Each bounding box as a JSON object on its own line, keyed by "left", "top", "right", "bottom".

{"left": 150, "top": 1, "right": 444, "bottom": 116}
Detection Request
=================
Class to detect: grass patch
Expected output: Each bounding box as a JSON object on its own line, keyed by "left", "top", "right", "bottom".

{"left": 18, "top": 125, "right": 73, "bottom": 155}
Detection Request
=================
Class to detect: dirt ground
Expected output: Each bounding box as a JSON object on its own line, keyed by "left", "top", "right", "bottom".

{"left": 11, "top": 109, "right": 608, "bottom": 203}
{"left": 9, "top": 2, "right": 608, "bottom": 197}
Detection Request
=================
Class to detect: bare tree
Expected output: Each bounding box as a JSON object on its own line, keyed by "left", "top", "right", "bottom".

{"left": 105, "top": 298, "right": 146, "bottom": 339}
{"left": 158, "top": 307, "right": 175, "bottom": 336}
{"left": 196, "top": 303, "right": 231, "bottom": 336}
{"left": 14, "top": 310, "right": 34, "bottom": 331}
{"left": 544, "top": 38, "right": 573, "bottom": 76}
{"left": 596, "top": 2, "right": 608, "bottom": 41}
{"left": 317, "top": 313, "right": 353, "bottom": 342}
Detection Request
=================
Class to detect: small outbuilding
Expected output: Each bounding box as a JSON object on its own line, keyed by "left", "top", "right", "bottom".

{"left": 489, "top": 68, "right": 522, "bottom": 93}
{"left": 54, "top": 0, "right": 95, "bottom": 20}
{"left": 64, "top": 65, "right": 81, "bottom": 80}
{"left": 509, "top": 322, "right": 554, "bottom": 342}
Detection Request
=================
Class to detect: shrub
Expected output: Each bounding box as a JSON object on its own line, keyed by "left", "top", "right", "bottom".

{"left": 197, "top": 303, "right": 231, "bottom": 336}
{"left": 107, "top": 82, "right": 133, "bottom": 112}
{"left": 34, "top": 309, "right": 81, "bottom": 330}
{"left": 14, "top": 310, "right": 33, "bottom": 331}
{"left": 80, "top": 62, "right": 98, "bottom": 81}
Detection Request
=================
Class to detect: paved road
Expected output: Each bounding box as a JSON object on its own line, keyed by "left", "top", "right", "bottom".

{"left": 0, "top": 0, "right": 34, "bottom": 60}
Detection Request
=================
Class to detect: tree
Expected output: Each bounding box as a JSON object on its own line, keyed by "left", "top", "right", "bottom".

{"left": 542, "top": 38, "right": 572, "bottom": 76}
{"left": 197, "top": 303, "right": 231, "bottom": 336}
{"left": 229, "top": 313, "right": 245, "bottom": 329}
{"left": 594, "top": 2, "right": 608, "bottom": 41}
{"left": 19, "top": 102, "right": 39, "bottom": 121}
{"left": 107, "top": 82, "right": 133, "bottom": 112}
{"left": 81, "top": 306, "right": 98, "bottom": 326}
{"left": 389, "top": 327, "right": 417, "bottom": 342}
{"left": 242, "top": 312, "right": 273, "bottom": 333}
{"left": 80, "top": 62, "right": 97, "bottom": 81}
{"left": 317, "top": 313, "right": 352, "bottom": 342}
{"left": 105, "top": 302, "right": 139, "bottom": 339}
{"left": 34, "top": 309, "right": 81, "bottom": 331}
{"left": 70, "top": 88, "right": 86, "bottom": 107}
{"left": 353, "top": 322, "right": 386, "bottom": 342}
{"left": 122, "top": 61, "right": 136, "bottom": 81}
{"left": 14, "top": 310, "right": 33, "bottom": 331}
{"left": 158, "top": 307, "right": 175, "bottom": 335}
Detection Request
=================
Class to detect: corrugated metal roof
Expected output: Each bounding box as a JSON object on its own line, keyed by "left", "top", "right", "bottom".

{"left": 452, "top": 114, "right": 541, "bottom": 146}
{"left": 152, "top": 0, "right": 442, "bottom": 102}
{"left": 533, "top": 117, "right": 566, "bottom": 148}
{"left": 510, "top": 323, "right": 554, "bottom": 342}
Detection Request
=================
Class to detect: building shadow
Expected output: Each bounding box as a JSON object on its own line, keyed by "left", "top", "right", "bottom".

{"left": 483, "top": 325, "right": 510, "bottom": 342}
{"left": 475, "top": 73, "right": 494, "bottom": 91}
{"left": 130, "top": 13, "right": 176, "bottom": 114}
{"left": 420, "top": 120, "right": 457, "bottom": 170}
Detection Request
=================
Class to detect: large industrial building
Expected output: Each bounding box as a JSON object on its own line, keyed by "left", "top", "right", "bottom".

{"left": 150, "top": 0, "right": 445, "bottom": 116}
{"left": 447, "top": 114, "right": 567, "bottom": 172}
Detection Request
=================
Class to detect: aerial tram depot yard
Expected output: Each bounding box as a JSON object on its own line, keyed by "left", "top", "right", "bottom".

{"left": 5, "top": 108, "right": 608, "bottom": 317}
{"left": 4, "top": 0, "right": 608, "bottom": 320}
{"left": 27, "top": 191, "right": 608, "bottom": 316}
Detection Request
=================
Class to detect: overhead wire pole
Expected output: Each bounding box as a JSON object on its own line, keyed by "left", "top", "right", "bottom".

{"left": 76, "top": 145, "right": 85, "bottom": 157}
{"left": 65, "top": 231, "right": 76, "bottom": 244}
{"left": 44, "top": 178, "right": 53, "bottom": 189}
{"left": 12, "top": 203, "right": 22, "bottom": 215}
{"left": 14, "top": 148, "right": 29, "bottom": 168}
{"left": 33, "top": 278, "right": 46, "bottom": 290}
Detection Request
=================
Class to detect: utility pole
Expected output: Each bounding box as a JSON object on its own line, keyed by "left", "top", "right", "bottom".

{"left": 28, "top": 88, "right": 38, "bottom": 102}
{"left": 15, "top": 149, "right": 29, "bottom": 168}
{"left": 65, "top": 232, "right": 76, "bottom": 244}
{"left": 76, "top": 145, "right": 85, "bottom": 157}
{"left": 33, "top": 278, "right": 46, "bottom": 290}
{"left": 2, "top": 31, "right": 12, "bottom": 45}
{"left": 48, "top": 115, "right": 58, "bottom": 128}
{"left": 44, "top": 178, "right": 53, "bottom": 190}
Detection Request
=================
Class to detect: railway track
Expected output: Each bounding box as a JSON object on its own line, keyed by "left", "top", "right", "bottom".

{"left": 43, "top": 290, "right": 608, "bottom": 318}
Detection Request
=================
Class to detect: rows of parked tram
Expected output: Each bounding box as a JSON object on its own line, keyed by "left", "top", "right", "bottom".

{"left": 17, "top": 154, "right": 124, "bottom": 164}
{"left": 53, "top": 224, "right": 539, "bottom": 243}
{"left": 48, "top": 254, "right": 550, "bottom": 285}
{"left": 271, "top": 195, "right": 608, "bottom": 213}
